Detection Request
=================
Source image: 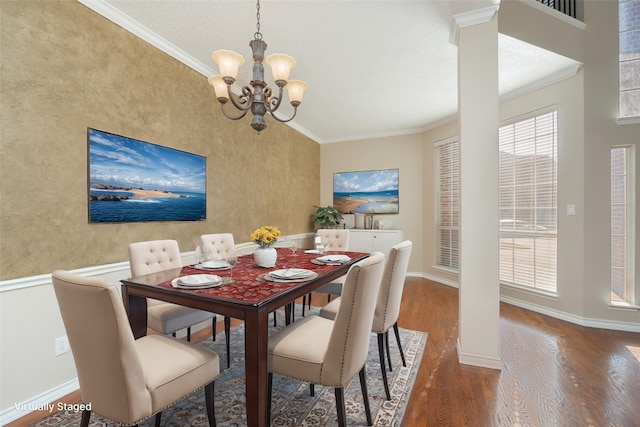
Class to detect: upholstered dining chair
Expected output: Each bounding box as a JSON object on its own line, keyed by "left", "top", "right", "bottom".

{"left": 128, "top": 240, "right": 231, "bottom": 368}
{"left": 52, "top": 270, "right": 219, "bottom": 427}
{"left": 198, "top": 233, "right": 236, "bottom": 366}
{"left": 302, "top": 229, "right": 351, "bottom": 316}
{"left": 316, "top": 228, "right": 351, "bottom": 251}
{"left": 319, "top": 240, "right": 413, "bottom": 400}
{"left": 267, "top": 252, "right": 385, "bottom": 427}
{"left": 200, "top": 232, "right": 236, "bottom": 261}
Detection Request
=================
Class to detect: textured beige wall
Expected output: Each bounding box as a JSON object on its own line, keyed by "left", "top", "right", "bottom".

{"left": 0, "top": 0, "right": 319, "bottom": 280}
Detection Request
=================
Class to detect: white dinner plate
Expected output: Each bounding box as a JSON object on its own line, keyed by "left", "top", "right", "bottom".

{"left": 316, "top": 254, "right": 351, "bottom": 264}
{"left": 269, "top": 268, "right": 315, "bottom": 280}
{"left": 264, "top": 271, "right": 318, "bottom": 283}
{"left": 199, "top": 260, "right": 230, "bottom": 269}
{"left": 171, "top": 274, "right": 222, "bottom": 289}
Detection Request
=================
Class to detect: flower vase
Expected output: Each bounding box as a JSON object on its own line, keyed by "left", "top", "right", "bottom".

{"left": 254, "top": 246, "right": 277, "bottom": 268}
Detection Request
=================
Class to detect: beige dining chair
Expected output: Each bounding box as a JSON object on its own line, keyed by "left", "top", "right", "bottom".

{"left": 267, "top": 252, "right": 385, "bottom": 427}
{"left": 52, "top": 270, "right": 219, "bottom": 427}
{"left": 199, "top": 233, "right": 236, "bottom": 366}
{"left": 302, "top": 229, "right": 351, "bottom": 316}
{"left": 128, "top": 240, "right": 231, "bottom": 368}
{"left": 319, "top": 240, "right": 413, "bottom": 400}
{"left": 200, "top": 232, "right": 236, "bottom": 260}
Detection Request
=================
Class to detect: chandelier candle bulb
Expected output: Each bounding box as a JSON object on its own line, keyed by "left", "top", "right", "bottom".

{"left": 212, "top": 49, "right": 245, "bottom": 81}
{"left": 285, "top": 80, "right": 309, "bottom": 105}
{"left": 266, "top": 54, "right": 296, "bottom": 83}
{"left": 208, "top": 75, "right": 230, "bottom": 102}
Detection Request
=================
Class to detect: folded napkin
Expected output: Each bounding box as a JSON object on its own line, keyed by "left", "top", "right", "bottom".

{"left": 269, "top": 268, "right": 315, "bottom": 279}
{"left": 178, "top": 274, "right": 221, "bottom": 286}
{"left": 200, "top": 260, "right": 230, "bottom": 269}
{"left": 316, "top": 254, "right": 351, "bottom": 263}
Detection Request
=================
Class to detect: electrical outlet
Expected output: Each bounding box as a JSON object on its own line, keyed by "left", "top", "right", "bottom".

{"left": 55, "top": 335, "right": 70, "bottom": 356}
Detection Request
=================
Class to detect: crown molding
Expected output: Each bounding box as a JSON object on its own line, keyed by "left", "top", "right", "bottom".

{"left": 320, "top": 126, "right": 427, "bottom": 145}
{"left": 500, "top": 63, "right": 583, "bottom": 102}
{"left": 450, "top": 5, "right": 500, "bottom": 45}
{"left": 77, "top": 0, "right": 214, "bottom": 78}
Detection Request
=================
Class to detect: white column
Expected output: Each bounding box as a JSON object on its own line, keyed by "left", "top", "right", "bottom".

{"left": 453, "top": 6, "right": 502, "bottom": 369}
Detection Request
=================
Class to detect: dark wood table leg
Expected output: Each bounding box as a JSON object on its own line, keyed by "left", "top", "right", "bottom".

{"left": 244, "top": 307, "right": 269, "bottom": 427}
{"left": 284, "top": 302, "right": 293, "bottom": 325}
{"left": 122, "top": 286, "right": 148, "bottom": 339}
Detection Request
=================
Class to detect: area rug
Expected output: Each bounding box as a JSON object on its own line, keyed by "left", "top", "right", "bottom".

{"left": 30, "top": 306, "right": 426, "bottom": 426}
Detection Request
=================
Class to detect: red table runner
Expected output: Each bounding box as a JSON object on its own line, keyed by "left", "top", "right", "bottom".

{"left": 156, "top": 249, "right": 365, "bottom": 305}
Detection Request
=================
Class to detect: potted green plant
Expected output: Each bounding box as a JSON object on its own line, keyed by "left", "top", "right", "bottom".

{"left": 311, "top": 205, "right": 344, "bottom": 229}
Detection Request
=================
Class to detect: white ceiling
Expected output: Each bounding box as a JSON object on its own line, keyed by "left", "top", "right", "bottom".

{"left": 81, "top": 0, "right": 580, "bottom": 144}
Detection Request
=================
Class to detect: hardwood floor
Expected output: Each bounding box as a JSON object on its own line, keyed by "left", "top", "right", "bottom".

{"left": 9, "top": 278, "right": 639, "bottom": 426}
{"left": 399, "top": 278, "right": 640, "bottom": 426}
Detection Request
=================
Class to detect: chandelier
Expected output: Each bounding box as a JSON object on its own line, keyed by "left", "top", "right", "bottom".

{"left": 208, "top": 0, "right": 308, "bottom": 133}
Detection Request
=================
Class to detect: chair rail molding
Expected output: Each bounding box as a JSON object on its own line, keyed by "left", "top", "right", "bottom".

{"left": 0, "top": 261, "right": 131, "bottom": 292}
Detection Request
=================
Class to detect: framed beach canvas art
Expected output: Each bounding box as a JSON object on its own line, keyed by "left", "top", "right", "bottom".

{"left": 88, "top": 128, "right": 206, "bottom": 223}
{"left": 333, "top": 168, "right": 399, "bottom": 214}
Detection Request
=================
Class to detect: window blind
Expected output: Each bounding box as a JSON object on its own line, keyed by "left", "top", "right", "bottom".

{"left": 499, "top": 110, "right": 558, "bottom": 293}
{"left": 619, "top": 0, "right": 640, "bottom": 118}
{"left": 610, "top": 146, "right": 635, "bottom": 303}
{"left": 435, "top": 138, "right": 459, "bottom": 270}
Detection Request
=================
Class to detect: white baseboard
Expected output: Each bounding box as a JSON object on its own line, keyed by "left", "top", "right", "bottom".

{"left": 416, "top": 275, "right": 640, "bottom": 333}
{"left": 456, "top": 339, "right": 503, "bottom": 370}
{"left": 500, "top": 295, "right": 640, "bottom": 333}
{"left": 408, "top": 272, "right": 459, "bottom": 288}
{"left": 0, "top": 378, "right": 79, "bottom": 425}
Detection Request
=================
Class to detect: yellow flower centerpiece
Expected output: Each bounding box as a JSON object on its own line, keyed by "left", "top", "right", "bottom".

{"left": 251, "top": 225, "right": 281, "bottom": 267}
{"left": 251, "top": 225, "right": 281, "bottom": 247}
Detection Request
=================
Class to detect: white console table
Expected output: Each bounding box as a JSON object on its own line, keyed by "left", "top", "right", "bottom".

{"left": 348, "top": 229, "right": 403, "bottom": 256}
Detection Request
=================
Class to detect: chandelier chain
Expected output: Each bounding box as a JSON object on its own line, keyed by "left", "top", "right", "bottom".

{"left": 254, "top": 0, "right": 262, "bottom": 40}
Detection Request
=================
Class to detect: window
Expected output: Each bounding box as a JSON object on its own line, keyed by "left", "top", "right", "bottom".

{"left": 435, "top": 137, "right": 459, "bottom": 270}
{"left": 499, "top": 109, "right": 558, "bottom": 293}
{"left": 620, "top": 0, "right": 640, "bottom": 118}
{"left": 611, "top": 146, "right": 636, "bottom": 303}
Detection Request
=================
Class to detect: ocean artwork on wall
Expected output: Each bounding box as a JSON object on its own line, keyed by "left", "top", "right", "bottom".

{"left": 88, "top": 128, "right": 206, "bottom": 223}
{"left": 333, "top": 168, "right": 399, "bottom": 214}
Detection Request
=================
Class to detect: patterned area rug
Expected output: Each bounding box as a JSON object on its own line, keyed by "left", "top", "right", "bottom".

{"left": 30, "top": 306, "right": 426, "bottom": 426}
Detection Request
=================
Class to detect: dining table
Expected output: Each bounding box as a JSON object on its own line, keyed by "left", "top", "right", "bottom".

{"left": 120, "top": 247, "right": 369, "bottom": 427}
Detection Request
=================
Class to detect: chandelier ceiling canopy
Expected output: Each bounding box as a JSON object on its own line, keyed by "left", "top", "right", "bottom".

{"left": 208, "top": 0, "right": 308, "bottom": 133}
